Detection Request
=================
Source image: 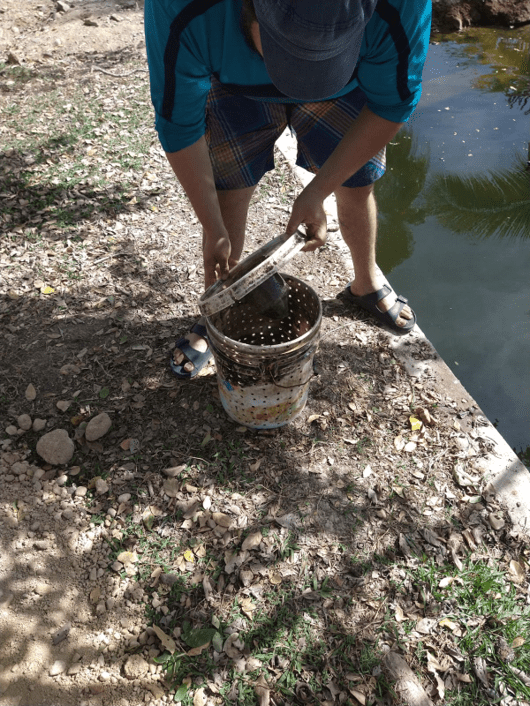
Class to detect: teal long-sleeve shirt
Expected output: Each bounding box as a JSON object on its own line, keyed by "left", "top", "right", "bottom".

{"left": 144, "top": 0, "right": 432, "bottom": 154}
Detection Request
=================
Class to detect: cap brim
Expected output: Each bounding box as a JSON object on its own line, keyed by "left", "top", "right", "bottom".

{"left": 259, "top": 23, "right": 362, "bottom": 101}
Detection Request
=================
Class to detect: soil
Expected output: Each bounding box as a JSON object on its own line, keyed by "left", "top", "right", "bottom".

{"left": 1, "top": 3, "right": 529, "bottom": 706}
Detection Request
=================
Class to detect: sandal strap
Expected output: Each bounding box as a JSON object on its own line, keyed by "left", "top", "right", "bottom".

{"left": 190, "top": 322, "right": 208, "bottom": 339}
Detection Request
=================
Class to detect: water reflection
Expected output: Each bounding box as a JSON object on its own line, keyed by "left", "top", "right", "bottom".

{"left": 425, "top": 154, "right": 530, "bottom": 241}
{"left": 375, "top": 132, "right": 429, "bottom": 272}
{"left": 436, "top": 27, "right": 530, "bottom": 96}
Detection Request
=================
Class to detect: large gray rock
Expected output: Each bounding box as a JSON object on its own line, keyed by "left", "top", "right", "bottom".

{"left": 36, "top": 429, "right": 75, "bottom": 465}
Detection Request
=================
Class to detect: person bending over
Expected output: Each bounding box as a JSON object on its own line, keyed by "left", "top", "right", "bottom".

{"left": 145, "top": 0, "right": 431, "bottom": 377}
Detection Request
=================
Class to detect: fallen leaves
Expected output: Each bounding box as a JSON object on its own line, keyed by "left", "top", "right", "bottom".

{"left": 152, "top": 625, "right": 176, "bottom": 654}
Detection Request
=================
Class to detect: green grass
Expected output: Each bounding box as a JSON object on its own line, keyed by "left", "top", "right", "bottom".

{"left": 394, "top": 558, "right": 530, "bottom": 705}
{"left": 0, "top": 74, "right": 154, "bottom": 232}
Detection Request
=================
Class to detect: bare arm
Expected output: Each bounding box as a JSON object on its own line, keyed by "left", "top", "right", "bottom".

{"left": 286, "top": 106, "right": 403, "bottom": 249}
{"left": 165, "top": 136, "right": 230, "bottom": 288}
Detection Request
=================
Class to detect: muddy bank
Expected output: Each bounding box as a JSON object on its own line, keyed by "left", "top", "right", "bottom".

{"left": 432, "top": 0, "right": 530, "bottom": 33}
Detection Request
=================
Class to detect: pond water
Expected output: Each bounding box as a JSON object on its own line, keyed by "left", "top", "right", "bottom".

{"left": 374, "top": 26, "right": 530, "bottom": 456}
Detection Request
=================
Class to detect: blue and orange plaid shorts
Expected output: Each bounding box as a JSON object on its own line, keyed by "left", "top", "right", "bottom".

{"left": 205, "top": 77, "right": 386, "bottom": 191}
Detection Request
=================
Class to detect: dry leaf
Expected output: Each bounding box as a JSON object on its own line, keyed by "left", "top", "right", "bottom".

{"left": 269, "top": 570, "right": 282, "bottom": 585}
{"left": 152, "top": 625, "right": 176, "bottom": 654}
{"left": 508, "top": 560, "right": 525, "bottom": 584}
{"left": 439, "top": 618, "right": 460, "bottom": 633}
{"left": 249, "top": 458, "right": 262, "bottom": 472}
{"left": 416, "top": 618, "right": 436, "bottom": 635}
{"left": 240, "top": 597, "right": 255, "bottom": 618}
{"left": 193, "top": 687, "right": 207, "bottom": 706}
{"left": 349, "top": 689, "right": 366, "bottom": 705}
{"left": 255, "top": 675, "right": 270, "bottom": 706}
{"left": 203, "top": 575, "right": 213, "bottom": 602}
{"left": 473, "top": 656, "right": 489, "bottom": 687}
{"left": 163, "top": 478, "right": 180, "bottom": 497}
{"left": 213, "top": 512, "right": 232, "bottom": 528}
{"left": 187, "top": 642, "right": 210, "bottom": 657}
{"left": 242, "top": 530, "right": 262, "bottom": 551}
{"left": 433, "top": 672, "right": 445, "bottom": 701}
{"left": 512, "top": 636, "right": 525, "bottom": 648}
{"left": 395, "top": 604, "right": 405, "bottom": 622}
{"left": 223, "top": 633, "right": 242, "bottom": 658}
{"left": 394, "top": 434, "right": 405, "bottom": 451}
{"left": 409, "top": 415, "right": 422, "bottom": 431}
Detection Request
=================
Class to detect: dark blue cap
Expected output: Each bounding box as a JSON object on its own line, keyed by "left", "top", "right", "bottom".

{"left": 253, "top": 0, "right": 378, "bottom": 100}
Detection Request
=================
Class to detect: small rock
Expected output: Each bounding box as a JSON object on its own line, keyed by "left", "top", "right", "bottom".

{"left": 99, "top": 671, "right": 110, "bottom": 682}
{"left": 5, "top": 425, "right": 18, "bottom": 436}
{"left": 67, "top": 663, "right": 81, "bottom": 675}
{"left": 85, "top": 413, "right": 112, "bottom": 442}
{"left": 160, "top": 573, "right": 179, "bottom": 587}
{"left": 109, "top": 13, "right": 121, "bottom": 21}
{"left": 123, "top": 654, "right": 149, "bottom": 679}
{"left": 148, "top": 684, "right": 165, "bottom": 699}
{"left": 7, "top": 51, "right": 21, "bottom": 65}
{"left": 117, "top": 493, "right": 131, "bottom": 504}
{"left": 75, "top": 486, "right": 88, "bottom": 497}
{"left": 17, "top": 414, "right": 32, "bottom": 431}
{"left": 489, "top": 512, "right": 505, "bottom": 531}
{"left": 49, "top": 660, "right": 67, "bottom": 676}
{"left": 56, "top": 0, "right": 69, "bottom": 11}
{"left": 25, "top": 383, "right": 37, "bottom": 401}
{"left": 36, "top": 429, "right": 75, "bottom": 465}
{"left": 95, "top": 478, "right": 109, "bottom": 495}
{"left": 34, "top": 540, "right": 50, "bottom": 551}
{"left": 111, "top": 561, "right": 123, "bottom": 573}
{"left": 52, "top": 622, "right": 71, "bottom": 645}
{"left": 32, "top": 418, "right": 46, "bottom": 432}
{"left": 84, "top": 17, "right": 99, "bottom": 26}
{"left": 0, "top": 591, "right": 14, "bottom": 609}
{"left": 56, "top": 400, "right": 72, "bottom": 413}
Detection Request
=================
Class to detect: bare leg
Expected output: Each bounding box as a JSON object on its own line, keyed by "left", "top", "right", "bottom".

{"left": 334, "top": 184, "right": 413, "bottom": 327}
{"left": 174, "top": 185, "right": 257, "bottom": 372}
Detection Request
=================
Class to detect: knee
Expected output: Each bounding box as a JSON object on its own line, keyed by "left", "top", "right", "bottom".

{"left": 335, "top": 184, "right": 375, "bottom": 223}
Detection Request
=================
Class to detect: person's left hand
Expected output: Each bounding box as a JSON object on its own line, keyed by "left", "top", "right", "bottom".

{"left": 285, "top": 185, "right": 328, "bottom": 252}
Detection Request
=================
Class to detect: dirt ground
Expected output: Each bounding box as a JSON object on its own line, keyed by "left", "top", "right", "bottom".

{"left": 1, "top": 3, "right": 529, "bottom": 706}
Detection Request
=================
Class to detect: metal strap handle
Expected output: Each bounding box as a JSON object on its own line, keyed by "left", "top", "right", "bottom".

{"left": 199, "top": 231, "right": 306, "bottom": 317}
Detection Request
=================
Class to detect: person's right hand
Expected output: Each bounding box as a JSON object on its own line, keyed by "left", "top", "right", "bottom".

{"left": 202, "top": 228, "right": 232, "bottom": 289}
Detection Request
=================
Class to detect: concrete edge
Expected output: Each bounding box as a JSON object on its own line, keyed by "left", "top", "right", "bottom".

{"left": 275, "top": 129, "right": 530, "bottom": 536}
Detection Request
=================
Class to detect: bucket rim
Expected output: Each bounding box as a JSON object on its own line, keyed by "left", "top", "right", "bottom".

{"left": 205, "top": 273, "right": 322, "bottom": 356}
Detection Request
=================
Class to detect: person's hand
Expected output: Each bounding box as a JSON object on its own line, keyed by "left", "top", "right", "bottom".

{"left": 202, "top": 228, "right": 232, "bottom": 289}
{"left": 285, "top": 185, "right": 328, "bottom": 252}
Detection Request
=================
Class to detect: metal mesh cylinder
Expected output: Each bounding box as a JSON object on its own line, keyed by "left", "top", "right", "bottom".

{"left": 205, "top": 274, "right": 322, "bottom": 429}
